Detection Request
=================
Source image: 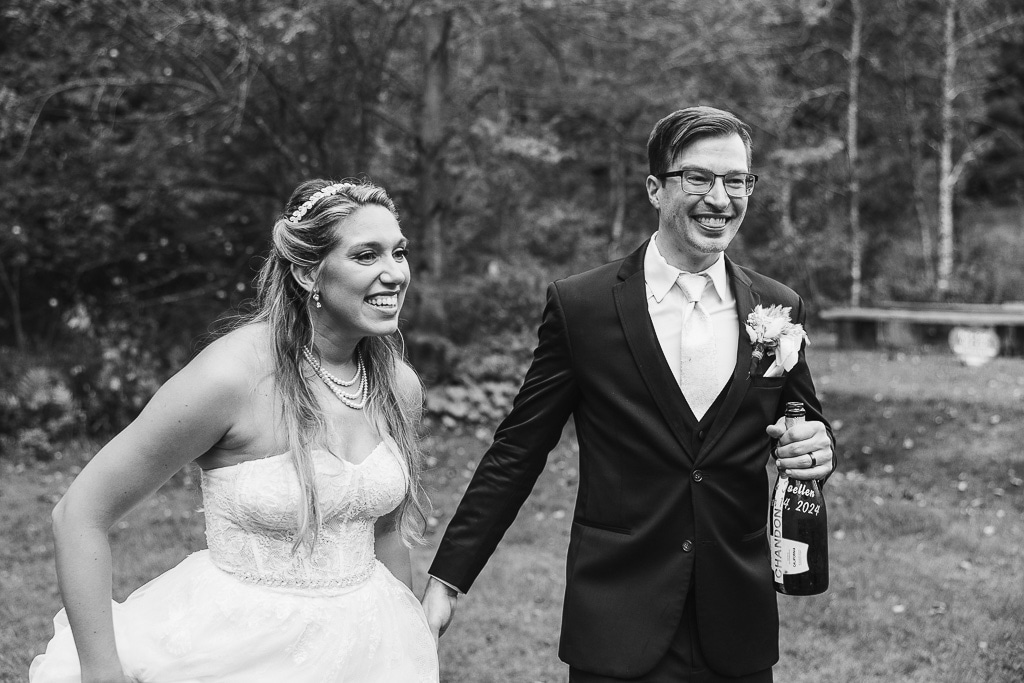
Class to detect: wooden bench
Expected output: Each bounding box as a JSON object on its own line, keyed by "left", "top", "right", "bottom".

{"left": 819, "top": 303, "right": 1024, "bottom": 357}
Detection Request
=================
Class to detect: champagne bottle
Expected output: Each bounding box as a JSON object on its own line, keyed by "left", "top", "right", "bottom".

{"left": 770, "top": 401, "right": 829, "bottom": 595}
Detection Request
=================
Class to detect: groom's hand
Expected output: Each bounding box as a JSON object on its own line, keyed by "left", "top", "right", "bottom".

{"left": 422, "top": 576, "right": 459, "bottom": 645}
{"left": 767, "top": 417, "right": 833, "bottom": 481}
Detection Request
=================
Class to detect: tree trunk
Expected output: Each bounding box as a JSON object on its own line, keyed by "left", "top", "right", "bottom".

{"left": 778, "top": 176, "right": 795, "bottom": 240}
{"left": 419, "top": 10, "right": 451, "bottom": 282}
{"left": 0, "top": 259, "right": 25, "bottom": 349}
{"left": 846, "top": 0, "right": 863, "bottom": 306}
{"left": 910, "top": 111, "right": 937, "bottom": 291}
{"left": 897, "top": 12, "right": 937, "bottom": 292}
{"left": 937, "top": 0, "right": 958, "bottom": 298}
{"left": 407, "top": 9, "right": 453, "bottom": 382}
{"left": 608, "top": 149, "right": 626, "bottom": 260}
{"left": 414, "top": 10, "right": 452, "bottom": 334}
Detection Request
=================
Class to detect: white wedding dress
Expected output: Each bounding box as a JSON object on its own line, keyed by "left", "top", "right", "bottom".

{"left": 30, "top": 439, "right": 439, "bottom": 682}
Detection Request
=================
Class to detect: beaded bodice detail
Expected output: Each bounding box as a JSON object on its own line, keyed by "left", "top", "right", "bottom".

{"left": 200, "top": 440, "right": 406, "bottom": 592}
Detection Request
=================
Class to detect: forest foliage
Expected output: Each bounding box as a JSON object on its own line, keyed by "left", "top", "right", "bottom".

{"left": 2, "top": 0, "right": 1023, "bottom": 449}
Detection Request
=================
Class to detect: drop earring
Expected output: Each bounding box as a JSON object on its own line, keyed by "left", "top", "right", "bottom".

{"left": 312, "top": 290, "right": 322, "bottom": 309}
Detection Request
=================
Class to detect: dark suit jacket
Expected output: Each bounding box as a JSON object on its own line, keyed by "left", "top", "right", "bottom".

{"left": 429, "top": 240, "right": 833, "bottom": 678}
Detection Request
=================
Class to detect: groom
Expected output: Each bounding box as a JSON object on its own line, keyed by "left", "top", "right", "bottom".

{"left": 423, "top": 106, "right": 835, "bottom": 682}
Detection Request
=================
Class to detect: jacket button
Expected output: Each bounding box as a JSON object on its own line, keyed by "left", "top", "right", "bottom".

{"left": 697, "top": 429, "right": 706, "bottom": 440}
{"left": 692, "top": 470, "right": 703, "bottom": 482}
{"left": 682, "top": 540, "right": 694, "bottom": 552}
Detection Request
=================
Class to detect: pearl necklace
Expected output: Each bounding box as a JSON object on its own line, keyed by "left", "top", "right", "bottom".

{"left": 303, "top": 346, "right": 368, "bottom": 410}
{"left": 302, "top": 346, "right": 358, "bottom": 386}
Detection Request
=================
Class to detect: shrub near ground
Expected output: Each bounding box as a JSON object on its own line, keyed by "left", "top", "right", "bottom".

{"left": 2, "top": 349, "right": 1022, "bottom": 682}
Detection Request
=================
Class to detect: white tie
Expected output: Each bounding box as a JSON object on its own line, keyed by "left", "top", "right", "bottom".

{"left": 677, "top": 273, "right": 717, "bottom": 420}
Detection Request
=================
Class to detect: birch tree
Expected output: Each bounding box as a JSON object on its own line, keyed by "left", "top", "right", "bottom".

{"left": 936, "top": 0, "right": 958, "bottom": 297}
{"left": 935, "top": 0, "right": 1023, "bottom": 296}
{"left": 846, "top": 0, "right": 864, "bottom": 305}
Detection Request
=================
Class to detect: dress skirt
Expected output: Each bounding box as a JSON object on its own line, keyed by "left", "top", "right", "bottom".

{"left": 30, "top": 550, "right": 439, "bottom": 683}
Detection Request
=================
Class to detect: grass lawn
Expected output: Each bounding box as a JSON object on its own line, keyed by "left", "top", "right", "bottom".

{"left": 2, "top": 348, "right": 1023, "bottom": 682}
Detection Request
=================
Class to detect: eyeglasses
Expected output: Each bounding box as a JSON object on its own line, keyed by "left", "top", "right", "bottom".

{"left": 658, "top": 169, "right": 759, "bottom": 198}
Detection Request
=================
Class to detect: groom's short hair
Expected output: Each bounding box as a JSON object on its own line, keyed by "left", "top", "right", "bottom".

{"left": 647, "top": 106, "right": 754, "bottom": 177}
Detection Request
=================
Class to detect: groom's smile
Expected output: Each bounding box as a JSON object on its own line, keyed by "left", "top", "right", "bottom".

{"left": 692, "top": 213, "right": 732, "bottom": 231}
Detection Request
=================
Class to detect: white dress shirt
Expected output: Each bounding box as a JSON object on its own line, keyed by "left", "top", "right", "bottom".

{"left": 643, "top": 234, "right": 739, "bottom": 401}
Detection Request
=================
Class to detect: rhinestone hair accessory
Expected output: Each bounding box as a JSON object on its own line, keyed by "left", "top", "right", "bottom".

{"left": 287, "top": 183, "right": 354, "bottom": 223}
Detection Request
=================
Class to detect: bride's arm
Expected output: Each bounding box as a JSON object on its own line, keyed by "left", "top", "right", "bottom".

{"left": 374, "top": 515, "right": 413, "bottom": 589}
{"left": 51, "top": 343, "right": 244, "bottom": 682}
{"left": 370, "top": 358, "right": 422, "bottom": 592}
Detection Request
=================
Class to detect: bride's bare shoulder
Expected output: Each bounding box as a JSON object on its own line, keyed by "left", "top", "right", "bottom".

{"left": 183, "top": 323, "right": 276, "bottom": 392}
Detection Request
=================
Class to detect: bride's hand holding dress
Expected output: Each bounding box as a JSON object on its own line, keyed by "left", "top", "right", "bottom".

{"left": 45, "top": 337, "right": 249, "bottom": 682}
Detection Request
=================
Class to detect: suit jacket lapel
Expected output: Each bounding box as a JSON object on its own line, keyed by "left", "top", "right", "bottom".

{"left": 696, "top": 257, "right": 757, "bottom": 461}
{"left": 613, "top": 240, "right": 697, "bottom": 465}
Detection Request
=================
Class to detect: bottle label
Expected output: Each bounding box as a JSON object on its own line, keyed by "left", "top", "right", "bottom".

{"left": 771, "top": 474, "right": 813, "bottom": 580}
{"left": 777, "top": 538, "right": 810, "bottom": 575}
{"left": 771, "top": 476, "right": 787, "bottom": 583}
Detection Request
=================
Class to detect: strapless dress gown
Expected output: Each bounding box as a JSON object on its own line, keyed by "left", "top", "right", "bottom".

{"left": 30, "top": 439, "right": 439, "bottom": 682}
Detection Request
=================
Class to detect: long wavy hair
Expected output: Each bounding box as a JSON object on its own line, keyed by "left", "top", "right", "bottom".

{"left": 249, "top": 178, "right": 426, "bottom": 551}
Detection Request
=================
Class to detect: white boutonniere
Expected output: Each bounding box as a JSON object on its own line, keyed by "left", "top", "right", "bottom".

{"left": 745, "top": 304, "right": 809, "bottom": 378}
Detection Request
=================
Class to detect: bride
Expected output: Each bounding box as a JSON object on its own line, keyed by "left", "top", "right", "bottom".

{"left": 30, "top": 179, "right": 439, "bottom": 682}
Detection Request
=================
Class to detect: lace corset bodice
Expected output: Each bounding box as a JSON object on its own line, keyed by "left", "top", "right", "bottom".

{"left": 200, "top": 439, "right": 406, "bottom": 593}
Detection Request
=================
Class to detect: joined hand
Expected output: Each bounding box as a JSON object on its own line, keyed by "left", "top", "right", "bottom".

{"left": 421, "top": 577, "right": 459, "bottom": 646}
